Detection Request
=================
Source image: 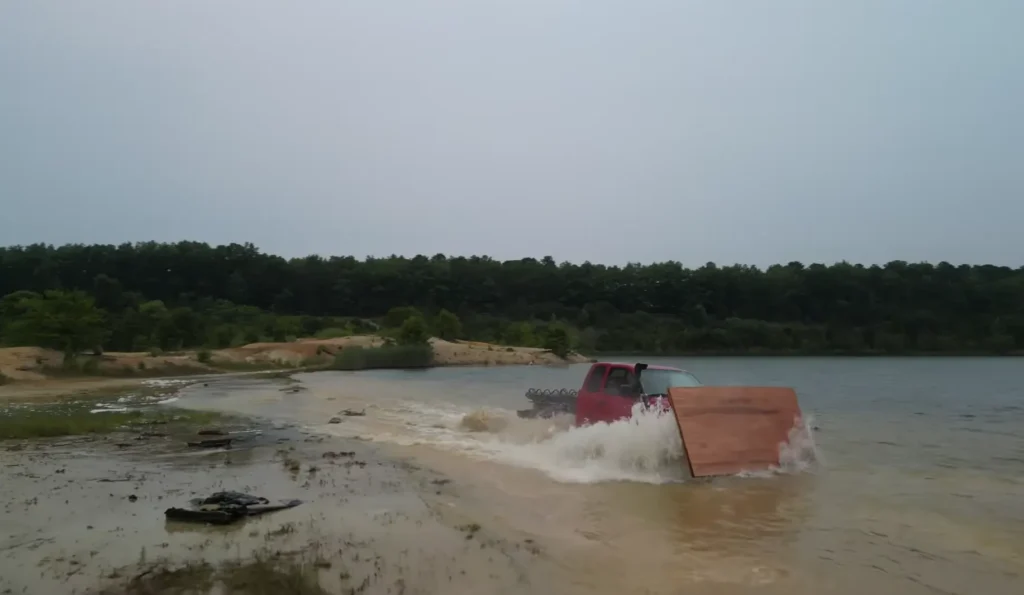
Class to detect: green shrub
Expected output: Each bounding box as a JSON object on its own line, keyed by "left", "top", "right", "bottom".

{"left": 328, "top": 344, "right": 434, "bottom": 371}
{"left": 432, "top": 309, "right": 462, "bottom": 341}
{"left": 384, "top": 306, "right": 422, "bottom": 330}
{"left": 543, "top": 324, "right": 572, "bottom": 359}
{"left": 398, "top": 316, "right": 431, "bottom": 345}
{"left": 197, "top": 349, "right": 213, "bottom": 364}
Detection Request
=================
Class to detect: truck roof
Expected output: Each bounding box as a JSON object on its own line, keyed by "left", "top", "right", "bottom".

{"left": 592, "top": 361, "right": 684, "bottom": 372}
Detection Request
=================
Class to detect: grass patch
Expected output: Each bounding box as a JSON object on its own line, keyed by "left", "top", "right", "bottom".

{"left": 327, "top": 344, "right": 434, "bottom": 371}
{"left": 106, "top": 560, "right": 215, "bottom": 595}
{"left": 42, "top": 360, "right": 209, "bottom": 379}
{"left": 0, "top": 405, "right": 221, "bottom": 440}
{"left": 100, "top": 552, "right": 332, "bottom": 595}
{"left": 219, "top": 554, "right": 330, "bottom": 595}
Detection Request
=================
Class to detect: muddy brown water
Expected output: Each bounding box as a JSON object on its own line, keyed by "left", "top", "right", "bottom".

{"left": 153, "top": 357, "right": 1024, "bottom": 595}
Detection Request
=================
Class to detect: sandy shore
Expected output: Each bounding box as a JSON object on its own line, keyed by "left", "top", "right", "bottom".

{"left": 0, "top": 336, "right": 591, "bottom": 403}
{"left": 0, "top": 415, "right": 554, "bottom": 595}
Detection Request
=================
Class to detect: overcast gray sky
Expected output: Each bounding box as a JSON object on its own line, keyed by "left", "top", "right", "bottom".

{"left": 1, "top": 1, "right": 1021, "bottom": 267}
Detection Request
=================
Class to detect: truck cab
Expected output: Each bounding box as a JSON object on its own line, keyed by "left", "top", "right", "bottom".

{"left": 574, "top": 362, "right": 703, "bottom": 426}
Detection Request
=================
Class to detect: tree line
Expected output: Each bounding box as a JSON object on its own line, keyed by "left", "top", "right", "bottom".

{"left": 1, "top": 241, "right": 1022, "bottom": 356}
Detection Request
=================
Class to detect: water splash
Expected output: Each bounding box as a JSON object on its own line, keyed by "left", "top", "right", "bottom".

{"left": 733, "top": 414, "right": 823, "bottom": 478}
{"left": 450, "top": 402, "right": 689, "bottom": 484}
{"left": 778, "top": 414, "right": 823, "bottom": 472}
{"left": 331, "top": 395, "right": 820, "bottom": 485}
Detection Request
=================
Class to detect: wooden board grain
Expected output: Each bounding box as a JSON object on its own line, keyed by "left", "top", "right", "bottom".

{"left": 667, "top": 386, "right": 803, "bottom": 478}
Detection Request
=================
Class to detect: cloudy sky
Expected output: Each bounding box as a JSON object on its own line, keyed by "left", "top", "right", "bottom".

{"left": 1, "top": 1, "right": 1021, "bottom": 267}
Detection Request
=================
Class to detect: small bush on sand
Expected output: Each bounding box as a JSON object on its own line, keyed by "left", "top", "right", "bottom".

{"left": 397, "top": 316, "right": 431, "bottom": 345}
{"left": 196, "top": 349, "right": 213, "bottom": 364}
{"left": 0, "top": 372, "right": 10, "bottom": 385}
{"left": 543, "top": 324, "right": 572, "bottom": 359}
{"left": 432, "top": 309, "right": 462, "bottom": 341}
{"left": 329, "top": 344, "right": 434, "bottom": 371}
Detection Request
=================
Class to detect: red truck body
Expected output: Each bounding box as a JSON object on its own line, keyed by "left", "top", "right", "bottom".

{"left": 569, "top": 361, "right": 808, "bottom": 477}
{"left": 574, "top": 361, "right": 701, "bottom": 426}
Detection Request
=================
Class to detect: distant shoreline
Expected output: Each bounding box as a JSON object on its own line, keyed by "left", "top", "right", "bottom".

{"left": 587, "top": 350, "right": 1024, "bottom": 358}
{"left": 0, "top": 336, "right": 592, "bottom": 398}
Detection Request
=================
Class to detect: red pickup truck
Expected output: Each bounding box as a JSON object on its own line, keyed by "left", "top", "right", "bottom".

{"left": 521, "top": 361, "right": 807, "bottom": 478}
{"left": 573, "top": 362, "right": 700, "bottom": 426}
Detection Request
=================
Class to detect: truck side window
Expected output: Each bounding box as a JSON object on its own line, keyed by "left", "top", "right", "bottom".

{"left": 603, "top": 367, "right": 636, "bottom": 396}
{"left": 584, "top": 365, "right": 607, "bottom": 392}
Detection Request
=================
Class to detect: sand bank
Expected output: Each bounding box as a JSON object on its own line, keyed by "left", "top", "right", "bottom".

{"left": 0, "top": 336, "right": 591, "bottom": 402}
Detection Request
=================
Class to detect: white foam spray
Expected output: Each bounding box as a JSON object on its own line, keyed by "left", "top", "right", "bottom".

{"left": 319, "top": 395, "right": 821, "bottom": 485}
{"left": 481, "top": 402, "right": 689, "bottom": 483}
{"left": 778, "top": 413, "right": 823, "bottom": 472}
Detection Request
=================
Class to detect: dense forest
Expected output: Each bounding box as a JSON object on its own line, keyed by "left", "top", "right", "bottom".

{"left": 1, "top": 241, "right": 1023, "bottom": 356}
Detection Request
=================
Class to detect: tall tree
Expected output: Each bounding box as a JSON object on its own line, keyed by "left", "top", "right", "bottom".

{"left": 4, "top": 290, "right": 108, "bottom": 361}
{"left": 0, "top": 241, "right": 1022, "bottom": 354}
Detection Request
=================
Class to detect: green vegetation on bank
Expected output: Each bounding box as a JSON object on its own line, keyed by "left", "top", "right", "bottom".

{"left": 0, "top": 406, "right": 221, "bottom": 440}
{"left": 1, "top": 241, "right": 1023, "bottom": 357}
{"left": 328, "top": 344, "right": 435, "bottom": 371}
{"left": 39, "top": 357, "right": 209, "bottom": 378}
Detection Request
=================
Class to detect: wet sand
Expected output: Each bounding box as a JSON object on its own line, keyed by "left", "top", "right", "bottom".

{"left": 0, "top": 417, "right": 552, "bottom": 595}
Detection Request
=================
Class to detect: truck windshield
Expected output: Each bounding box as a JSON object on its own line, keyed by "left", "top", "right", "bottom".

{"left": 640, "top": 369, "right": 702, "bottom": 395}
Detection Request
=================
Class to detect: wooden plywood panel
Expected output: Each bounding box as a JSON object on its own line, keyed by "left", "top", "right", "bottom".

{"left": 667, "top": 387, "right": 803, "bottom": 478}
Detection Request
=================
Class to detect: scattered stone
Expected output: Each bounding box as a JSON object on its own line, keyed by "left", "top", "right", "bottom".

{"left": 197, "top": 429, "right": 226, "bottom": 436}
{"left": 328, "top": 417, "right": 342, "bottom": 424}
{"left": 128, "top": 495, "right": 138, "bottom": 503}
{"left": 341, "top": 409, "right": 366, "bottom": 417}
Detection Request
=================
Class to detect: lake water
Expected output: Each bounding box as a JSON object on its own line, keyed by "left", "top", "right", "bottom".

{"left": 177, "top": 357, "right": 1024, "bottom": 595}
